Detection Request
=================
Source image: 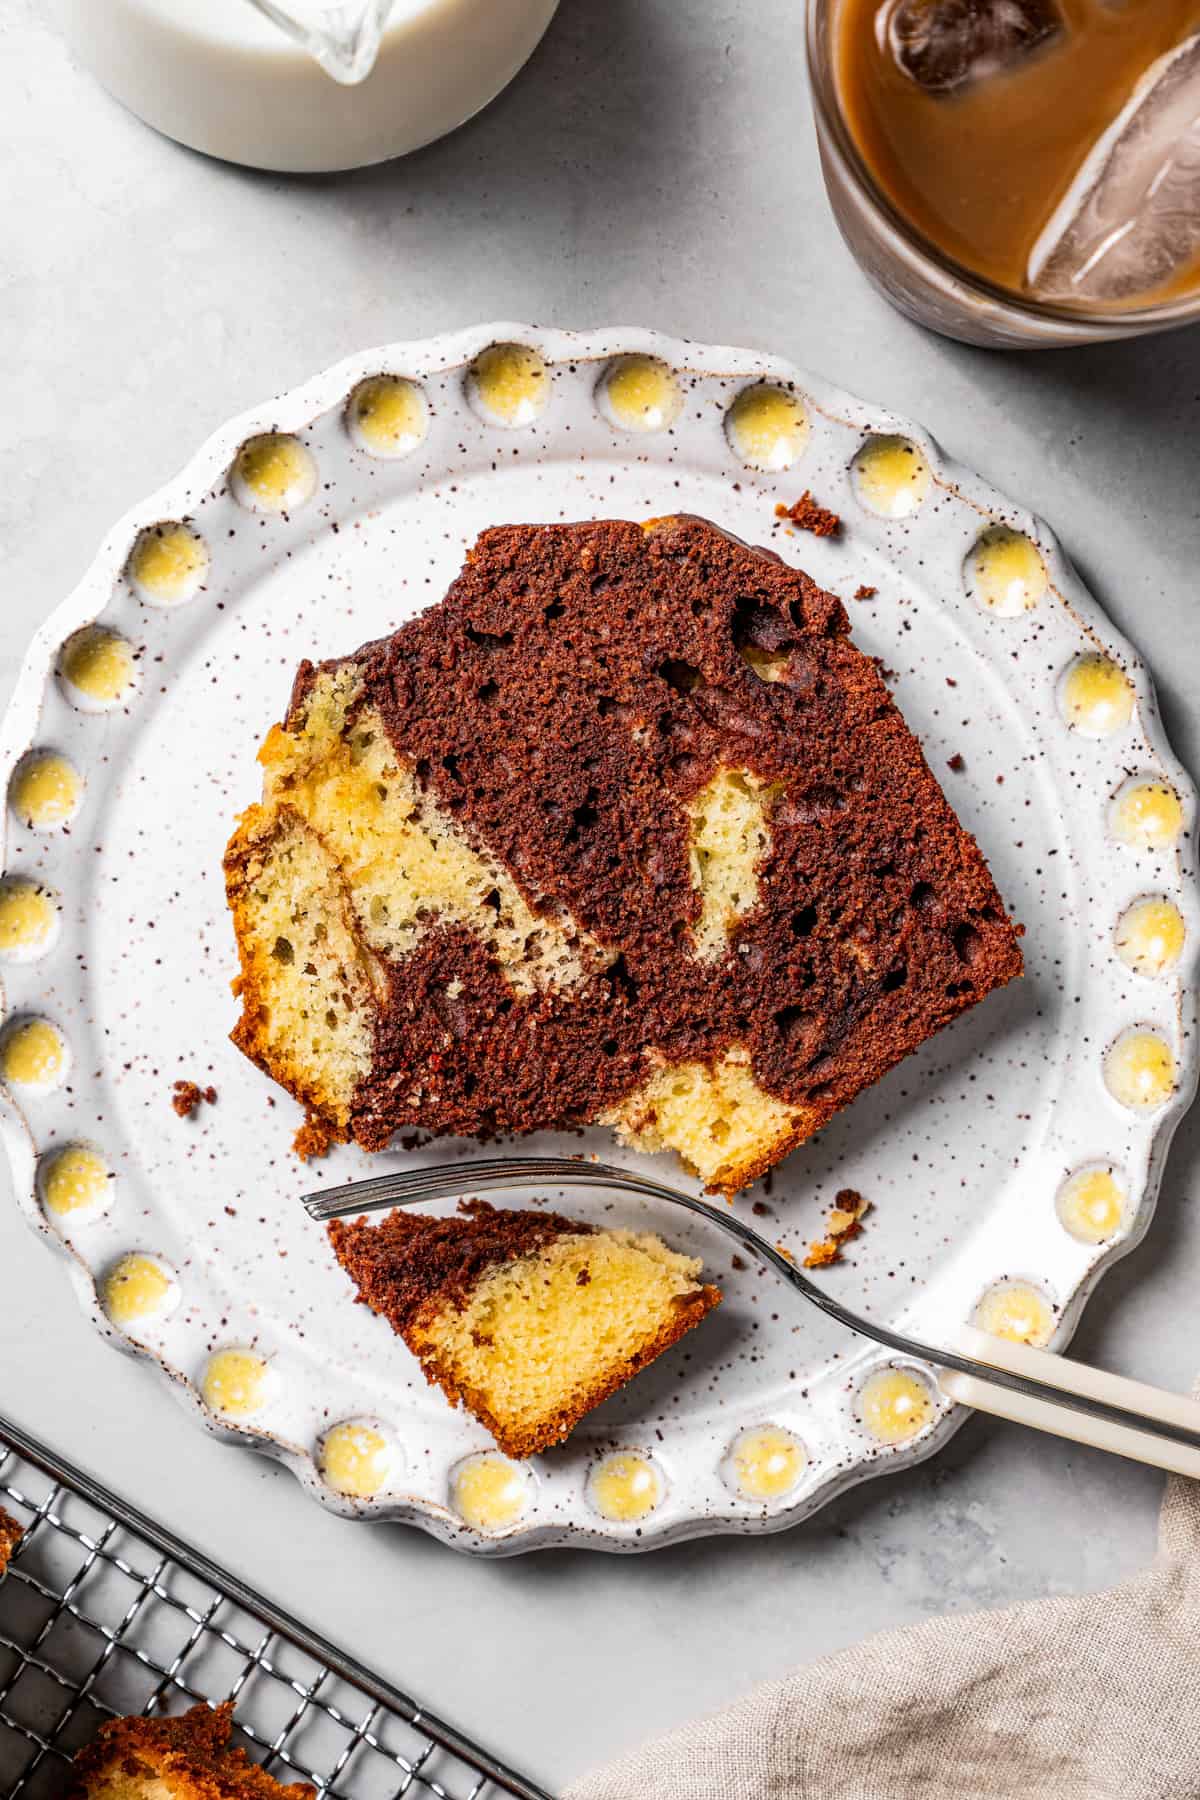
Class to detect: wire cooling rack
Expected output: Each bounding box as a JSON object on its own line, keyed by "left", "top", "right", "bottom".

{"left": 0, "top": 1415, "right": 552, "bottom": 1799}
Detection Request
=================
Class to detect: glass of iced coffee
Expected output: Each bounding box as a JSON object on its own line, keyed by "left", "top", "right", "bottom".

{"left": 808, "top": 0, "right": 1200, "bottom": 346}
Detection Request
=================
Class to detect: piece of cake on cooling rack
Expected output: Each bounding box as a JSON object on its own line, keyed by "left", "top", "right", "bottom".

{"left": 68, "top": 1700, "right": 313, "bottom": 1798}
{"left": 0, "top": 1507, "right": 21, "bottom": 1577}
{"left": 226, "top": 515, "right": 1022, "bottom": 1193}
{"left": 329, "top": 1200, "right": 721, "bottom": 1456}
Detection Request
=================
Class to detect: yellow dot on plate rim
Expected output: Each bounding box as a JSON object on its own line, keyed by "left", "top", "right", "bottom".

{"left": 1058, "top": 654, "right": 1134, "bottom": 737}
{"left": 588, "top": 1451, "right": 664, "bottom": 1523}
{"left": 467, "top": 343, "right": 548, "bottom": 427}
{"left": 1114, "top": 896, "right": 1186, "bottom": 978}
{"left": 724, "top": 384, "right": 809, "bottom": 472}
{"left": 966, "top": 526, "right": 1048, "bottom": 618}
{"left": 451, "top": 1452, "right": 530, "bottom": 1531}
{"left": 10, "top": 752, "right": 83, "bottom": 830}
{"left": 0, "top": 1017, "right": 69, "bottom": 1092}
{"left": 0, "top": 878, "right": 58, "bottom": 960}
{"left": 40, "top": 1143, "right": 113, "bottom": 1218}
{"left": 600, "top": 354, "right": 682, "bottom": 433}
{"left": 1056, "top": 1165, "right": 1126, "bottom": 1245}
{"left": 859, "top": 1367, "right": 935, "bottom": 1445}
{"left": 1104, "top": 1028, "right": 1176, "bottom": 1112}
{"left": 59, "top": 625, "right": 137, "bottom": 708}
{"left": 320, "top": 1420, "right": 399, "bottom": 1499}
{"left": 202, "top": 1347, "right": 273, "bottom": 1419}
{"left": 347, "top": 375, "right": 428, "bottom": 458}
{"left": 231, "top": 433, "right": 318, "bottom": 512}
{"left": 726, "top": 1426, "right": 806, "bottom": 1502}
{"left": 102, "top": 1253, "right": 178, "bottom": 1327}
{"left": 1109, "top": 779, "right": 1185, "bottom": 853}
{"left": 851, "top": 434, "right": 932, "bottom": 519}
{"left": 974, "top": 1280, "right": 1055, "bottom": 1347}
{"left": 128, "top": 522, "right": 209, "bottom": 604}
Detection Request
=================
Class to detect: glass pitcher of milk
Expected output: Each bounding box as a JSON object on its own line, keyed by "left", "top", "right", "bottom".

{"left": 248, "top": 0, "right": 399, "bottom": 84}
{"left": 57, "top": 0, "right": 560, "bottom": 172}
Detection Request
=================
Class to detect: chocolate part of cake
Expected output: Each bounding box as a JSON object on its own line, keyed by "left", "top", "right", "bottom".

{"left": 329, "top": 1197, "right": 594, "bottom": 1324}
{"left": 226, "top": 516, "right": 1023, "bottom": 1193}
{"left": 328, "top": 1200, "right": 722, "bottom": 1458}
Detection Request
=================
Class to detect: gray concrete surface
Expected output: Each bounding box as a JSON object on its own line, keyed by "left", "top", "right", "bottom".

{"left": 2, "top": 0, "right": 1198, "bottom": 1790}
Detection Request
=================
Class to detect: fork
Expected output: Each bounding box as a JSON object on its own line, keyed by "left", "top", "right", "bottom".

{"left": 304, "top": 1156, "right": 1200, "bottom": 1478}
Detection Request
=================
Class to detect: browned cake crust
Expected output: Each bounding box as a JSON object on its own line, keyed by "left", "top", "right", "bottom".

{"left": 67, "top": 1701, "right": 313, "bottom": 1798}
{"left": 227, "top": 516, "right": 1022, "bottom": 1188}
{"left": 329, "top": 1202, "right": 721, "bottom": 1458}
{"left": 0, "top": 1506, "right": 21, "bottom": 1576}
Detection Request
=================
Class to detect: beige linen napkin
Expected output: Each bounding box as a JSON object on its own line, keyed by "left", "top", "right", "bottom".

{"left": 567, "top": 1470, "right": 1200, "bottom": 1799}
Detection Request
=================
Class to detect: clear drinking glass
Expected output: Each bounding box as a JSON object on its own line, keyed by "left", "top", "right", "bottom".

{"left": 806, "top": 0, "right": 1200, "bottom": 349}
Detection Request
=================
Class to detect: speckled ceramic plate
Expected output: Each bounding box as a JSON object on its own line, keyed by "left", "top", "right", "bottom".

{"left": 1, "top": 325, "right": 1196, "bottom": 1554}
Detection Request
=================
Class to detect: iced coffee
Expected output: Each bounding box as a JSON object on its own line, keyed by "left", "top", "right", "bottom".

{"left": 832, "top": 0, "right": 1200, "bottom": 309}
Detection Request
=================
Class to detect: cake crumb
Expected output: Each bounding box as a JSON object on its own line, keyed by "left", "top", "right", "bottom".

{"left": 171, "top": 1079, "right": 216, "bottom": 1119}
{"left": 947, "top": 753, "right": 966, "bottom": 773}
{"left": 803, "top": 1188, "right": 871, "bottom": 1268}
{"left": 853, "top": 584, "right": 877, "bottom": 601}
{"left": 775, "top": 492, "right": 841, "bottom": 537}
{"left": 294, "top": 1117, "right": 334, "bottom": 1161}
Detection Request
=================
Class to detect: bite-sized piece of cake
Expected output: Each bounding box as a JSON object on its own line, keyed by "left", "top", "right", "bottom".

{"left": 803, "top": 1187, "right": 871, "bottom": 1268}
{"left": 226, "top": 516, "right": 1022, "bottom": 1193}
{"left": 328, "top": 1201, "right": 721, "bottom": 1457}
{"left": 68, "top": 1701, "right": 313, "bottom": 1799}
{"left": 0, "top": 1506, "right": 21, "bottom": 1576}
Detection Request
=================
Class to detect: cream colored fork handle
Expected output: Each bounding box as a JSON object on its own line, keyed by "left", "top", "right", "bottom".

{"left": 941, "top": 1325, "right": 1200, "bottom": 1479}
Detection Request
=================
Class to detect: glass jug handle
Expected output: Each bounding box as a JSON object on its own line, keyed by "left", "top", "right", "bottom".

{"left": 246, "top": 0, "right": 395, "bottom": 84}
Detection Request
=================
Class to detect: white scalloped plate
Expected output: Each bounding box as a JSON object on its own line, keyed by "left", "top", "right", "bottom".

{"left": 2, "top": 324, "right": 1196, "bottom": 1554}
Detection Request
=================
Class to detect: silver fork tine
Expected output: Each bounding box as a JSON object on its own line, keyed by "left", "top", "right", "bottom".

{"left": 304, "top": 1157, "right": 718, "bottom": 1221}
{"left": 302, "top": 1156, "right": 1200, "bottom": 1465}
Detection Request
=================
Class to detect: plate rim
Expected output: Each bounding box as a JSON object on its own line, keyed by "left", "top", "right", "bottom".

{"left": 2, "top": 320, "right": 1197, "bottom": 1554}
